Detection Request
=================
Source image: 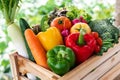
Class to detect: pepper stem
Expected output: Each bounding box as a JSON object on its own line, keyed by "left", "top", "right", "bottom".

{"left": 77, "top": 28, "right": 86, "bottom": 45}
{"left": 57, "top": 50, "right": 67, "bottom": 59}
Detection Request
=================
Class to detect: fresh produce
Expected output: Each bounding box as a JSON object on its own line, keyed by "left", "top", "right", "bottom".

{"left": 66, "top": 30, "right": 97, "bottom": 64}
{"left": 56, "top": 8, "right": 68, "bottom": 17}
{"left": 91, "top": 32, "right": 103, "bottom": 53}
{"left": 61, "top": 29, "right": 69, "bottom": 38}
{"left": 25, "top": 29, "right": 49, "bottom": 69}
{"left": 40, "top": 15, "right": 49, "bottom": 32}
{"left": 0, "top": 0, "right": 18, "bottom": 25}
{"left": 91, "top": 32, "right": 103, "bottom": 47}
{"left": 91, "top": 32, "right": 99, "bottom": 39}
{"left": 72, "top": 16, "right": 87, "bottom": 25}
{"left": 19, "top": 18, "right": 34, "bottom": 61}
{"left": 47, "top": 45, "right": 75, "bottom": 75}
{"left": 96, "top": 37, "right": 103, "bottom": 47}
{"left": 48, "top": 8, "right": 67, "bottom": 25}
{"left": 37, "top": 27, "right": 63, "bottom": 51}
{"left": 61, "top": 29, "right": 70, "bottom": 42}
{"left": 89, "top": 19, "right": 119, "bottom": 55}
{"left": 1, "top": 0, "right": 119, "bottom": 76}
{"left": 72, "top": 18, "right": 80, "bottom": 25}
{"left": 0, "top": 0, "right": 29, "bottom": 57}
{"left": 89, "top": 19, "right": 119, "bottom": 43}
{"left": 79, "top": 16, "right": 87, "bottom": 23}
{"left": 48, "top": 6, "right": 91, "bottom": 25}
{"left": 7, "top": 24, "right": 29, "bottom": 58}
{"left": 66, "top": 6, "right": 92, "bottom": 22}
{"left": 50, "top": 16, "right": 72, "bottom": 32}
{"left": 0, "top": 0, "right": 36, "bottom": 79}
{"left": 32, "top": 25, "right": 41, "bottom": 35}
{"left": 70, "top": 23, "right": 91, "bottom": 34}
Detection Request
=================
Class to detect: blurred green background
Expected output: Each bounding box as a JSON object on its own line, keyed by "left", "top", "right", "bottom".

{"left": 0, "top": 0, "right": 115, "bottom": 80}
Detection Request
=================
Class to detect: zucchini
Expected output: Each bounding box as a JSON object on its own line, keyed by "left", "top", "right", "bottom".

{"left": 19, "top": 18, "right": 34, "bottom": 61}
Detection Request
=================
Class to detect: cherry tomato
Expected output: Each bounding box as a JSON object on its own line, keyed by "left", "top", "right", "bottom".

{"left": 95, "top": 45, "right": 100, "bottom": 53}
{"left": 92, "top": 32, "right": 99, "bottom": 39}
{"left": 50, "top": 16, "right": 72, "bottom": 32}
{"left": 97, "top": 37, "right": 103, "bottom": 47}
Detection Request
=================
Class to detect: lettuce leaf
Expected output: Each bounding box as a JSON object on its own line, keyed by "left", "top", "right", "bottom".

{"left": 66, "top": 5, "right": 92, "bottom": 22}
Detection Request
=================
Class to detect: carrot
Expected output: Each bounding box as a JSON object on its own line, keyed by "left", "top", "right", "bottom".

{"left": 25, "top": 29, "right": 49, "bottom": 69}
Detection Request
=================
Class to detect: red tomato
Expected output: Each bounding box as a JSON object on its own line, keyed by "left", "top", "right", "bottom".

{"left": 50, "top": 16, "right": 72, "bottom": 32}
{"left": 92, "top": 32, "right": 99, "bottom": 39}
{"left": 97, "top": 37, "right": 103, "bottom": 47}
{"left": 95, "top": 45, "right": 100, "bottom": 53}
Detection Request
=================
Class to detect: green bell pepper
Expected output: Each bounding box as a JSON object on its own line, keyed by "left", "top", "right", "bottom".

{"left": 47, "top": 45, "right": 75, "bottom": 75}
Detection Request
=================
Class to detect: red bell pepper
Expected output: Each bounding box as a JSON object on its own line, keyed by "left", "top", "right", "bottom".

{"left": 65, "top": 32, "right": 97, "bottom": 64}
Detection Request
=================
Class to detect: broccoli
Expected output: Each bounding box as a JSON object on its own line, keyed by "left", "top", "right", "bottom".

{"left": 89, "top": 18, "right": 119, "bottom": 43}
{"left": 89, "top": 18, "right": 119, "bottom": 55}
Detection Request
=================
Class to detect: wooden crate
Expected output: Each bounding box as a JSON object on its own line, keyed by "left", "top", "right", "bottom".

{"left": 9, "top": 38, "right": 120, "bottom": 80}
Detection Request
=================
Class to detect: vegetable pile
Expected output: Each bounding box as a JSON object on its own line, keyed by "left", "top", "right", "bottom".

{"left": 23, "top": 6, "right": 119, "bottom": 75}
{"left": 0, "top": 1, "right": 119, "bottom": 76}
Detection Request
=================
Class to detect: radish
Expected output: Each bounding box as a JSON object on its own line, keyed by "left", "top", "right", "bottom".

{"left": 0, "top": 0, "right": 36, "bottom": 79}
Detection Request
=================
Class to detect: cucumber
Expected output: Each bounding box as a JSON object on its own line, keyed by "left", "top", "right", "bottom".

{"left": 19, "top": 18, "right": 34, "bottom": 61}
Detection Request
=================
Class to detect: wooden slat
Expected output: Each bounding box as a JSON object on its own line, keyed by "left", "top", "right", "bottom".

{"left": 114, "top": 74, "right": 120, "bottom": 80}
{"left": 83, "top": 51, "right": 120, "bottom": 80}
{"left": 58, "top": 39, "right": 120, "bottom": 80}
{"left": 100, "top": 62, "right": 120, "bottom": 80}
{"left": 58, "top": 55, "right": 100, "bottom": 80}
{"left": 9, "top": 52, "right": 20, "bottom": 80}
{"left": 17, "top": 54, "right": 61, "bottom": 80}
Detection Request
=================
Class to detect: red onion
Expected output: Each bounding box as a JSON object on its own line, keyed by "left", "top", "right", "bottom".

{"left": 72, "top": 19, "right": 80, "bottom": 25}
{"left": 80, "top": 16, "right": 87, "bottom": 23}
{"left": 61, "top": 29, "right": 69, "bottom": 38}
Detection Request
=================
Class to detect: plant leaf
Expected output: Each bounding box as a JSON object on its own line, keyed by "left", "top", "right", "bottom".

{"left": 0, "top": 41, "right": 8, "bottom": 54}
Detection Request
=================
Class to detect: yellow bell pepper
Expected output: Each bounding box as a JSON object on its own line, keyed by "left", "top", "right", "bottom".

{"left": 70, "top": 23, "right": 91, "bottom": 34}
{"left": 37, "top": 27, "right": 63, "bottom": 51}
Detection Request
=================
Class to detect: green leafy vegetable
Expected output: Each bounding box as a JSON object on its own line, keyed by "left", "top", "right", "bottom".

{"left": 0, "top": 0, "right": 20, "bottom": 25}
{"left": 98, "top": 39, "right": 114, "bottom": 55}
{"left": 40, "top": 15, "right": 49, "bottom": 31}
{"left": 89, "top": 18, "right": 119, "bottom": 43}
{"left": 66, "top": 5, "right": 92, "bottom": 22}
